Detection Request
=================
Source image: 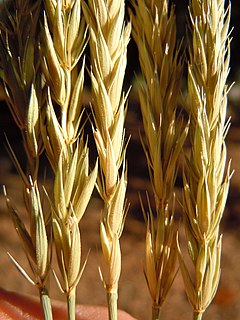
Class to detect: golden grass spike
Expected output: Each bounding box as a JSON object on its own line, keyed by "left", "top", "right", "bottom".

{"left": 130, "top": 0, "right": 186, "bottom": 317}
{"left": 40, "top": 2, "right": 96, "bottom": 319}
{"left": 179, "top": 0, "right": 232, "bottom": 318}
{"left": 83, "top": 0, "right": 130, "bottom": 318}
{"left": 0, "top": 2, "right": 53, "bottom": 318}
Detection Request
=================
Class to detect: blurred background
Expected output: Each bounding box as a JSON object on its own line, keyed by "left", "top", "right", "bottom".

{"left": 0, "top": 1, "right": 240, "bottom": 319}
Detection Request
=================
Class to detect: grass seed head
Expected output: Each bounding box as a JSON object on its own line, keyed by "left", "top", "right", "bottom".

{"left": 83, "top": 0, "right": 130, "bottom": 301}
{"left": 131, "top": 0, "right": 186, "bottom": 308}
{"left": 180, "top": 0, "right": 232, "bottom": 315}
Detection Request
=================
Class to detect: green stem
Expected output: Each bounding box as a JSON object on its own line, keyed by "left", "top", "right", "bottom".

{"left": 152, "top": 305, "right": 161, "bottom": 320}
{"left": 39, "top": 286, "right": 53, "bottom": 320}
{"left": 107, "top": 291, "right": 118, "bottom": 320}
{"left": 193, "top": 310, "right": 203, "bottom": 320}
{"left": 67, "top": 291, "right": 76, "bottom": 320}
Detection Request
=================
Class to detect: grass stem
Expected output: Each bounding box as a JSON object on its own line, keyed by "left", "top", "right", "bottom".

{"left": 67, "top": 291, "right": 76, "bottom": 320}
{"left": 152, "top": 305, "right": 161, "bottom": 320}
{"left": 39, "top": 286, "right": 53, "bottom": 320}
{"left": 193, "top": 311, "right": 203, "bottom": 320}
{"left": 107, "top": 292, "right": 118, "bottom": 320}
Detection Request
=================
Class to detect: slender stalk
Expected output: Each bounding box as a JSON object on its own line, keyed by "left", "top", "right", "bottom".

{"left": 193, "top": 311, "right": 203, "bottom": 320}
{"left": 107, "top": 292, "right": 118, "bottom": 320}
{"left": 39, "top": 286, "right": 53, "bottom": 320}
{"left": 152, "top": 305, "right": 161, "bottom": 320}
{"left": 67, "top": 291, "right": 76, "bottom": 320}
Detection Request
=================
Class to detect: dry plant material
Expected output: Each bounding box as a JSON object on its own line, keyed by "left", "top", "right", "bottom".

{"left": 41, "top": 1, "right": 97, "bottom": 319}
{"left": 0, "top": 0, "right": 234, "bottom": 319}
{"left": 0, "top": 0, "right": 43, "bottom": 177}
{"left": 130, "top": 0, "right": 188, "bottom": 318}
{"left": 178, "top": 1, "right": 232, "bottom": 319}
{"left": 0, "top": 1, "right": 52, "bottom": 318}
{"left": 83, "top": 0, "right": 131, "bottom": 318}
{"left": 41, "top": 0, "right": 87, "bottom": 147}
{"left": 3, "top": 180, "right": 52, "bottom": 320}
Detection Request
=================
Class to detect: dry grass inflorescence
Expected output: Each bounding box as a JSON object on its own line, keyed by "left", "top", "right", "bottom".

{"left": 130, "top": 0, "right": 188, "bottom": 319}
{"left": 0, "top": 0, "right": 233, "bottom": 319}
{"left": 41, "top": 2, "right": 98, "bottom": 317}
{"left": 0, "top": 1, "right": 53, "bottom": 318}
{"left": 82, "top": 0, "right": 131, "bottom": 318}
{"left": 0, "top": 0, "right": 97, "bottom": 319}
{"left": 178, "top": 1, "right": 232, "bottom": 320}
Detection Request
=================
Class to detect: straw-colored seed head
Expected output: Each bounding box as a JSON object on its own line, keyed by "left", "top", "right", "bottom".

{"left": 40, "top": 1, "right": 96, "bottom": 308}
{"left": 179, "top": 0, "right": 232, "bottom": 316}
{"left": 130, "top": 0, "right": 186, "bottom": 309}
{"left": 83, "top": 0, "right": 130, "bottom": 301}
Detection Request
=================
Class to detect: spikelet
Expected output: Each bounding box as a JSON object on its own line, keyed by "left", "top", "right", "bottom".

{"left": 83, "top": 0, "right": 130, "bottom": 318}
{"left": 130, "top": 0, "right": 188, "bottom": 317}
{"left": 3, "top": 177, "right": 52, "bottom": 319}
{"left": 178, "top": 1, "right": 232, "bottom": 319}
{"left": 4, "top": 180, "right": 50, "bottom": 286}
